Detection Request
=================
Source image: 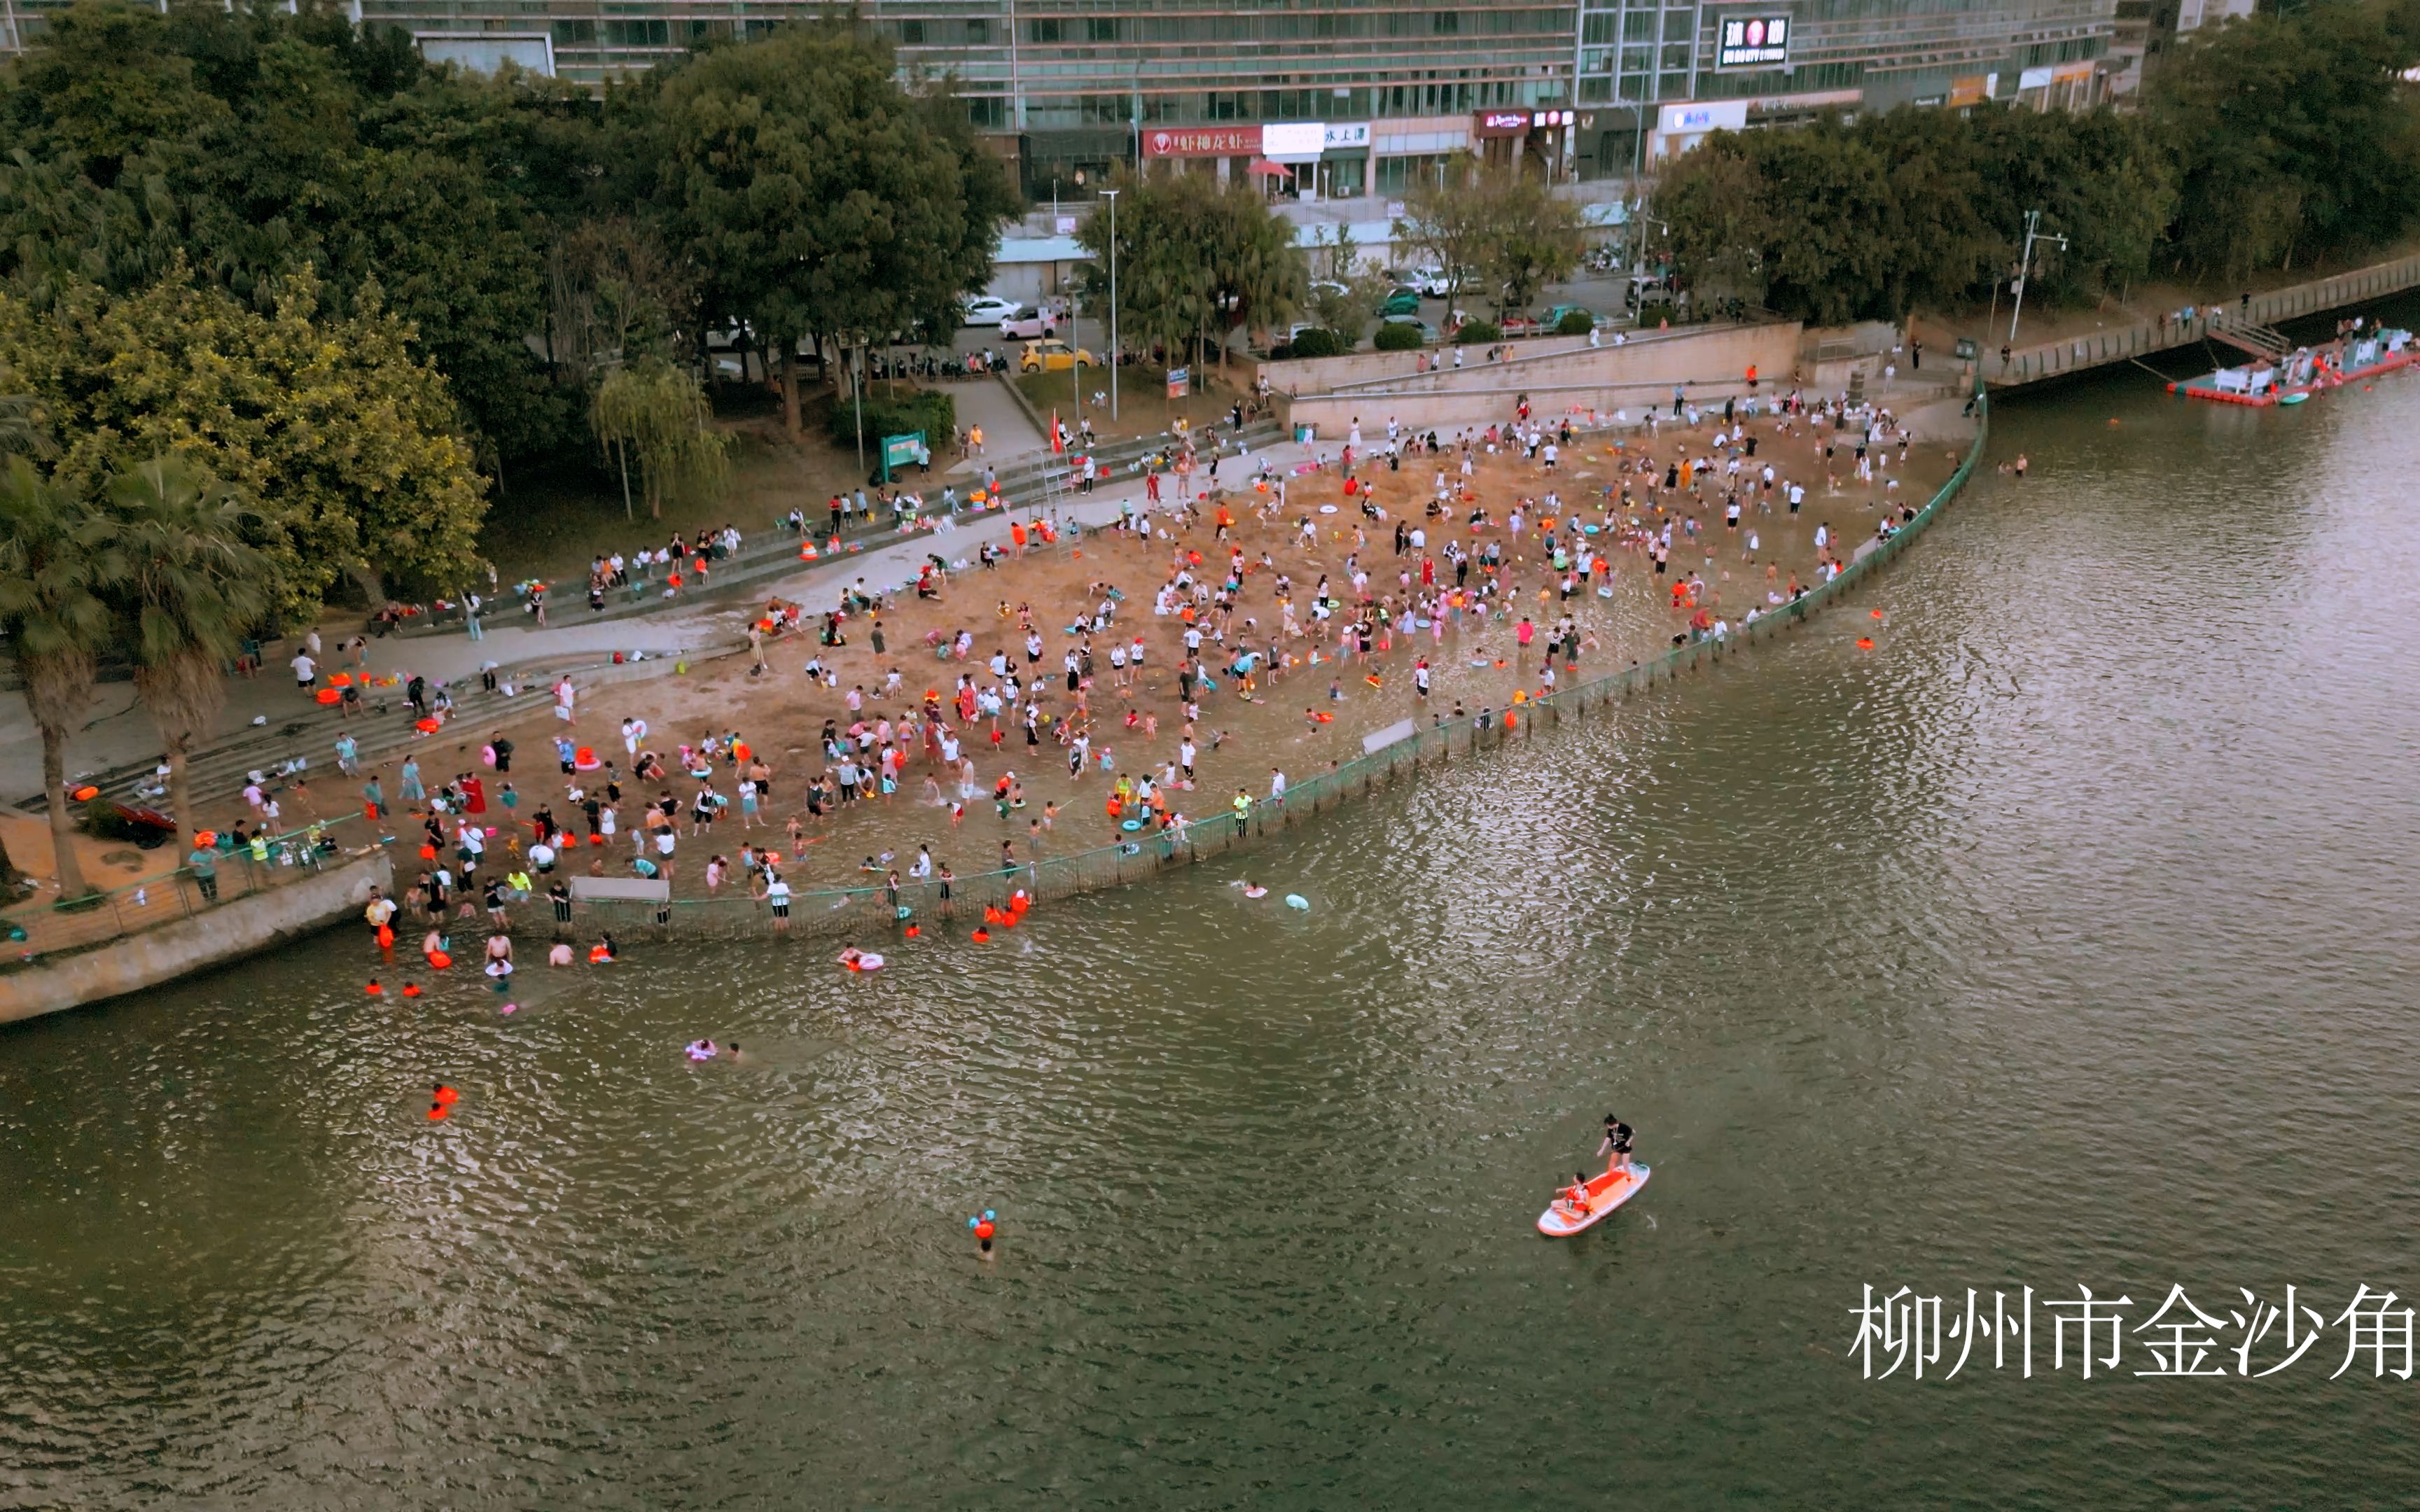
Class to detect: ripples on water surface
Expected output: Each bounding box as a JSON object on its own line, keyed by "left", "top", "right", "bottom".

{"left": 7, "top": 362, "right": 2420, "bottom": 1507}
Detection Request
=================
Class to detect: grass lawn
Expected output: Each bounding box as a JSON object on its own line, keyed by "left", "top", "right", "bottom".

{"left": 1010, "top": 361, "right": 1250, "bottom": 443}
{"left": 475, "top": 385, "right": 896, "bottom": 587}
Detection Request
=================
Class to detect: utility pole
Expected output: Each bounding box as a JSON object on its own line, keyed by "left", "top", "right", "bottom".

{"left": 1104, "top": 188, "right": 1120, "bottom": 422}
{"left": 2008, "top": 209, "right": 2068, "bottom": 346}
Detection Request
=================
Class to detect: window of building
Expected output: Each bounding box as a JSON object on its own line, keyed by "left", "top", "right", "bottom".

{"left": 1432, "top": 11, "right": 1459, "bottom": 34}
{"left": 1376, "top": 153, "right": 1448, "bottom": 195}
{"left": 1028, "top": 18, "right": 1064, "bottom": 44}
{"left": 898, "top": 19, "right": 925, "bottom": 44}
{"left": 603, "top": 18, "right": 667, "bottom": 47}
{"left": 552, "top": 18, "right": 596, "bottom": 43}
{"left": 1623, "top": 10, "right": 1655, "bottom": 41}
{"left": 1086, "top": 16, "right": 1120, "bottom": 42}
{"left": 966, "top": 18, "right": 989, "bottom": 43}
{"left": 1662, "top": 9, "right": 1692, "bottom": 41}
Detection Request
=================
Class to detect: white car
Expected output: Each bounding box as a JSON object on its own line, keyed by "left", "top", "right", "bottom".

{"left": 1410, "top": 267, "right": 1454, "bottom": 298}
{"left": 961, "top": 295, "right": 1017, "bottom": 327}
{"left": 999, "top": 304, "right": 1057, "bottom": 340}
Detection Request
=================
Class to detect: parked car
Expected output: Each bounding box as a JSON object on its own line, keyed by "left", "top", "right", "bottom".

{"left": 1545, "top": 304, "right": 1604, "bottom": 330}
{"left": 1307, "top": 280, "right": 1347, "bottom": 300}
{"left": 1019, "top": 339, "right": 1098, "bottom": 373}
{"left": 1407, "top": 266, "right": 1455, "bottom": 298}
{"left": 1496, "top": 312, "right": 1544, "bottom": 337}
{"left": 961, "top": 295, "right": 1018, "bottom": 327}
{"left": 1000, "top": 304, "right": 1057, "bottom": 340}
{"left": 1381, "top": 287, "right": 1424, "bottom": 317}
{"left": 1379, "top": 313, "right": 1440, "bottom": 344}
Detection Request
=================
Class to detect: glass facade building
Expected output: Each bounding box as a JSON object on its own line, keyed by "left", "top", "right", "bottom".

{"left": 1, "top": 0, "right": 2118, "bottom": 200}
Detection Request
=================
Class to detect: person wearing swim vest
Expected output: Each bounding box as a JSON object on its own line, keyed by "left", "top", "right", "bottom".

{"left": 1599, "top": 1113, "right": 1635, "bottom": 1177}
{"left": 1231, "top": 789, "right": 1253, "bottom": 837}
{"left": 248, "top": 831, "right": 270, "bottom": 864}
{"left": 1561, "top": 1172, "right": 1594, "bottom": 1218}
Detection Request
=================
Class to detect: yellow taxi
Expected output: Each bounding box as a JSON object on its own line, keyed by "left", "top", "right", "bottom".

{"left": 1019, "top": 339, "right": 1099, "bottom": 373}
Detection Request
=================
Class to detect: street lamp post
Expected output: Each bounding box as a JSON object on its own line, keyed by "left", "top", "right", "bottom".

{"left": 2008, "top": 207, "right": 2068, "bottom": 347}
{"left": 1104, "top": 188, "right": 1120, "bottom": 421}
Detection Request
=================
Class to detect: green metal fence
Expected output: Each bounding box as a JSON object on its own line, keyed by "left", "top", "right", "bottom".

{"left": 567, "top": 389, "right": 1993, "bottom": 948}
{"left": 3, "top": 811, "right": 379, "bottom": 965}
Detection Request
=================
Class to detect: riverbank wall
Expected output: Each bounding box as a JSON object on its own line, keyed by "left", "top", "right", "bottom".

{"left": 1267, "top": 322, "right": 1804, "bottom": 437}
{"left": 568, "top": 391, "right": 1991, "bottom": 947}
{"left": 0, "top": 849, "right": 393, "bottom": 1025}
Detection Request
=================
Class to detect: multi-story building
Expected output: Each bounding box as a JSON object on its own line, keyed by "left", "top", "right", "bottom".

{"left": 2105, "top": 0, "right": 2250, "bottom": 97}
{"left": 2, "top": 0, "right": 2119, "bottom": 203}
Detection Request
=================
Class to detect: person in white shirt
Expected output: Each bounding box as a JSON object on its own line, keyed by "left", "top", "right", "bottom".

{"left": 291, "top": 650, "right": 317, "bottom": 690}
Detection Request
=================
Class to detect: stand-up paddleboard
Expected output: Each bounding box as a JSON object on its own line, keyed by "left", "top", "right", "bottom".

{"left": 1536, "top": 1163, "right": 1650, "bottom": 1237}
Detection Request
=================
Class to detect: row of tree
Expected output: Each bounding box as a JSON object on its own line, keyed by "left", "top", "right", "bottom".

{"left": 0, "top": 1, "right": 1015, "bottom": 626}
{"left": 1654, "top": 1, "right": 2420, "bottom": 323}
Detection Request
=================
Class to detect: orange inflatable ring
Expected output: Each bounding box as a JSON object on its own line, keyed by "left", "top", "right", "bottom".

{"left": 316, "top": 688, "right": 342, "bottom": 705}
{"left": 415, "top": 717, "right": 440, "bottom": 733}
{"left": 427, "top": 950, "right": 453, "bottom": 969}
{"left": 70, "top": 783, "right": 99, "bottom": 801}
{"left": 971, "top": 927, "right": 992, "bottom": 943}
{"left": 574, "top": 746, "right": 602, "bottom": 771}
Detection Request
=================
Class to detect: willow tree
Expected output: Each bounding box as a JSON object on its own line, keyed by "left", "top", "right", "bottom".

{"left": 590, "top": 359, "right": 728, "bottom": 520}
{"left": 107, "top": 456, "right": 267, "bottom": 839}
{"left": 0, "top": 458, "right": 119, "bottom": 895}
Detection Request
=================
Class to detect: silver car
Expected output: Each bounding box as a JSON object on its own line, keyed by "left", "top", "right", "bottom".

{"left": 1000, "top": 304, "right": 1057, "bottom": 340}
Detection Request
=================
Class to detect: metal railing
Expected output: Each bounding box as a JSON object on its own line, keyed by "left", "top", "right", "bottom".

{"left": 3, "top": 812, "right": 379, "bottom": 966}
{"left": 562, "top": 386, "right": 1993, "bottom": 946}
{"left": 1991, "top": 253, "right": 2420, "bottom": 387}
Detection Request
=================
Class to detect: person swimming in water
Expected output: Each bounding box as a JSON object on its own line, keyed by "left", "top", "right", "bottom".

{"left": 1599, "top": 1113, "right": 1635, "bottom": 1177}
{"left": 686, "top": 1039, "right": 717, "bottom": 1061}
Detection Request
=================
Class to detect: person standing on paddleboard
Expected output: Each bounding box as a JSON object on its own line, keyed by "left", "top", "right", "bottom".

{"left": 1599, "top": 1114, "right": 1635, "bottom": 1177}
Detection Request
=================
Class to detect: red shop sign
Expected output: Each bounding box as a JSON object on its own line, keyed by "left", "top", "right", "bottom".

{"left": 1142, "top": 126, "right": 1265, "bottom": 158}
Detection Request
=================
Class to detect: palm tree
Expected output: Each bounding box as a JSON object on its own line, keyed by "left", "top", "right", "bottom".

{"left": 106, "top": 456, "right": 268, "bottom": 842}
{"left": 0, "top": 459, "right": 119, "bottom": 897}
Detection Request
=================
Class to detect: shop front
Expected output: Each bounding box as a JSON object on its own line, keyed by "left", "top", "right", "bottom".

{"left": 1470, "top": 108, "right": 1577, "bottom": 178}
{"left": 1141, "top": 125, "right": 1264, "bottom": 185}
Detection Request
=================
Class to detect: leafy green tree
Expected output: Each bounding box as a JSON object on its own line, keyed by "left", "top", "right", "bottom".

{"left": 1392, "top": 154, "right": 1494, "bottom": 314}
{"left": 1475, "top": 169, "right": 1587, "bottom": 314}
{"left": 652, "top": 21, "right": 1015, "bottom": 433}
{"left": 1078, "top": 172, "right": 1305, "bottom": 368}
{"left": 590, "top": 359, "right": 728, "bottom": 520}
{"left": 0, "top": 458, "right": 120, "bottom": 895}
{"left": 0, "top": 265, "right": 487, "bottom": 624}
{"left": 106, "top": 454, "right": 269, "bottom": 840}
{"left": 2150, "top": 2, "right": 2420, "bottom": 278}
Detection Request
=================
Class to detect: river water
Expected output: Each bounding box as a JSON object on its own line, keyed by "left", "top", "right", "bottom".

{"left": 7, "top": 351, "right": 2420, "bottom": 1508}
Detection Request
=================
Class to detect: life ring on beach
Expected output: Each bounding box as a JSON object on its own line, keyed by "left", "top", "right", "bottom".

{"left": 1312, "top": 711, "right": 1334, "bottom": 723}
{"left": 574, "top": 746, "right": 601, "bottom": 771}
{"left": 427, "top": 950, "right": 453, "bottom": 969}
{"left": 1242, "top": 886, "right": 1268, "bottom": 899}
{"left": 316, "top": 688, "right": 342, "bottom": 705}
